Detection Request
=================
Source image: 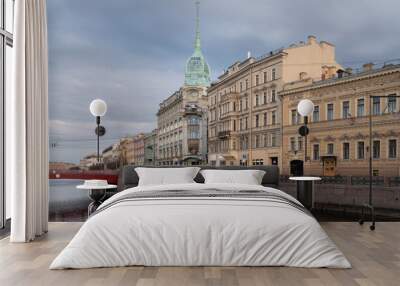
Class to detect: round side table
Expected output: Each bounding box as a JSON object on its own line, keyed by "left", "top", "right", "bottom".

{"left": 289, "top": 176, "right": 321, "bottom": 210}
{"left": 77, "top": 184, "right": 117, "bottom": 216}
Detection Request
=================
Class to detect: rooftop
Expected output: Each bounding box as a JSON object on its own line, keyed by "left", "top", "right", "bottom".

{"left": 281, "top": 61, "right": 400, "bottom": 95}
{"left": 210, "top": 35, "right": 331, "bottom": 88}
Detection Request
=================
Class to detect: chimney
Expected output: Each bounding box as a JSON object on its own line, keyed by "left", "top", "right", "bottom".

{"left": 307, "top": 35, "right": 317, "bottom": 44}
{"left": 363, "top": 63, "right": 374, "bottom": 72}
{"left": 345, "top": 68, "right": 353, "bottom": 75}
{"left": 299, "top": 72, "right": 308, "bottom": 80}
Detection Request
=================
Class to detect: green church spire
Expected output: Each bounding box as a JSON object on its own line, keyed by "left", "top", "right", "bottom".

{"left": 194, "top": 1, "right": 201, "bottom": 50}
{"left": 184, "top": 0, "right": 211, "bottom": 87}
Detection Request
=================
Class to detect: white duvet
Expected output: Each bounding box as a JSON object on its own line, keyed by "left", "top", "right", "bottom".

{"left": 50, "top": 183, "right": 351, "bottom": 269}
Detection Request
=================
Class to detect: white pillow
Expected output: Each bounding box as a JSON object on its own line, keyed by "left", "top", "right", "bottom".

{"left": 200, "top": 169, "right": 266, "bottom": 185}
{"left": 135, "top": 167, "right": 200, "bottom": 186}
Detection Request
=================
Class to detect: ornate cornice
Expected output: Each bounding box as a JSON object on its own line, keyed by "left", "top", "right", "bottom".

{"left": 324, "top": 135, "right": 336, "bottom": 142}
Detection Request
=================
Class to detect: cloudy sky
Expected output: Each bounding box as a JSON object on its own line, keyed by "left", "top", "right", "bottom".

{"left": 48, "top": 0, "right": 400, "bottom": 163}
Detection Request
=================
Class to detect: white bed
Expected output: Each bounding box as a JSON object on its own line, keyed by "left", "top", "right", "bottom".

{"left": 50, "top": 183, "right": 351, "bottom": 269}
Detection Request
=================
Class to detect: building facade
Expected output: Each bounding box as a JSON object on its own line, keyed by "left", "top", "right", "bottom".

{"left": 144, "top": 130, "right": 157, "bottom": 166}
{"left": 119, "top": 137, "right": 135, "bottom": 165}
{"left": 102, "top": 143, "right": 121, "bottom": 170}
{"left": 156, "top": 1, "right": 210, "bottom": 166}
{"left": 49, "top": 162, "right": 77, "bottom": 170}
{"left": 281, "top": 63, "right": 400, "bottom": 177}
{"left": 133, "top": 133, "right": 145, "bottom": 166}
{"left": 79, "top": 154, "right": 103, "bottom": 170}
{"left": 207, "top": 36, "right": 341, "bottom": 167}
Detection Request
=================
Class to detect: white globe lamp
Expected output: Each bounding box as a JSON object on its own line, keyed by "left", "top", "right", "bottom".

{"left": 90, "top": 99, "right": 107, "bottom": 117}
{"left": 297, "top": 99, "right": 314, "bottom": 117}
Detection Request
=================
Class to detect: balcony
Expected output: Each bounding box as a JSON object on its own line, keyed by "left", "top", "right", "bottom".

{"left": 218, "top": 130, "right": 231, "bottom": 139}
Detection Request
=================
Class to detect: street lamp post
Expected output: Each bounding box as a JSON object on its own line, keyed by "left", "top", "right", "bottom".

{"left": 297, "top": 99, "right": 315, "bottom": 165}
{"left": 89, "top": 99, "right": 107, "bottom": 162}
{"left": 359, "top": 94, "right": 400, "bottom": 231}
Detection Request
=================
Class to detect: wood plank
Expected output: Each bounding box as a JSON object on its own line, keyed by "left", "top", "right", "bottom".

{"left": 0, "top": 222, "right": 399, "bottom": 286}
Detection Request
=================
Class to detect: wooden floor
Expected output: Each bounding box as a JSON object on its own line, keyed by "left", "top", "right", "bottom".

{"left": 0, "top": 222, "right": 399, "bottom": 286}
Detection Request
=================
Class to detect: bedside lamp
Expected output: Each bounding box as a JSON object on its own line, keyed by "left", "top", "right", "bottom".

{"left": 90, "top": 99, "right": 107, "bottom": 162}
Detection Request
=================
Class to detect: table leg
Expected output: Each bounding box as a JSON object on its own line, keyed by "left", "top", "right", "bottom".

{"left": 87, "top": 189, "right": 106, "bottom": 216}
{"left": 296, "top": 181, "right": 314, "bottom": 210}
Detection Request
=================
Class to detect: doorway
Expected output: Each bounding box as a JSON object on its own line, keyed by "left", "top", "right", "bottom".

{"left": 290, "top": 160, "right": 304, "bottom": 176}
{"left": 322, "top": 156, "right": 336, "bottom": 176}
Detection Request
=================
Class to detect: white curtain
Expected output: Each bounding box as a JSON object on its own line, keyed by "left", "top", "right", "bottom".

{"left": 9, "top": 0, "right": 49, "bottom": 242}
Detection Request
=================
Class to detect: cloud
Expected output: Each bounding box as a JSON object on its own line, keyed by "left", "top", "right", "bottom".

{"left": 47, "top": 0, "right": 400, "bottom": 163}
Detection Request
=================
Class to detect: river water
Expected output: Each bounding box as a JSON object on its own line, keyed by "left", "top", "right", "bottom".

{"left": 49, "top": 179, "right": 90, "bottom": 221}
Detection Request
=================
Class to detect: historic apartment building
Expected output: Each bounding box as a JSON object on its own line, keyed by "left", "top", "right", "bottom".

{"left": 133, "top": 133, "right": 145, "bottom": 166}
{"left": 207, "top": 36, "right": 341, "bottom": 167}
{"left": 281, "top": 63, "right": 400, "bottom": 177}
{"left": 156, "top": 2, "right": 210, "bottom": 166}
{"left": 79, "top": 154, "right": 101, "bottom": 170}
{"left": 119, "top": 137, "right": 135, "bottom": 165}
{"left": 144, "top": 130, "right": 157, "bottom": 166}
{"left": 102, "top": 143, "right": 121, "bottom": 170}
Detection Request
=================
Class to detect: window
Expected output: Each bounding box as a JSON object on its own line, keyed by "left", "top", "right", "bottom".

{"left": 373, "top": 97, "right": 380, "bottom": 115}
{"left": 342, "top": 101, "right": 350, "bottom": 118}
{"left": 240, "top": 82, "right": 243, "bottom": 92}
{"left": 291, "top": 109, "right": 298, "bottom": 125}
{"left": 290, "top": 137, "right": 296, "bottom": 151}
{"left": 271, "top": 89, "right": 276, "bottom": 102}
{"left": 263, "top": 112, "right": 267, "bottom": 126}
{"left": 357, "top": 98, "right": 365, "bottom": 117}
{"left": 271, "top": 111, "right": 276, "bottom": 125}
{"left": 263, "top": 92, "right": 267, "bottom": 104}
{"left": 298, "top": 137, "right": 303, "bottom": 150}
{"left": 313, "top": 145, "right": 320, "bottom": 160}
{"left": 357, "top": 141, "right": 365, "bottom": 159}
{"left": 252, "top": 159, "right": 264, "bottom": 166}
{"left": 263, "top": 71, "right": 267, "bottom": 83}
{"left": 313, "top": 106, "right": 319, "bottom": 122}
{"left": 388, "top": 95, "right": 397, "bottom": 113}
{"left": 1, "top": 0, "right": 15, "bottom": 228}
{"left": 343, "top": 143, "right": 350, "bottom": 160}
{"left": 373, "top": 140, "right": 380, "bottom": 159}
{"left": 255, "top": 74, "right": 259, "bottom": 85}
{"left": 188, "top": 116, "right": 199, "bottom": 125}
{"left": 389, "top": 139, "right": 397, "bottom": 158}
{"left": 327, "top": 103, "right": 334, "bottom": 120}
{"left": 255, "top": 114, "right": 259, "bottom": 127}
{"left": 327, "top": 143, "right": 334, "bottom": 155}
{"left": 245, "top": 79, "right": 249, "bottom": 89}
{"left": 271, "top": 133, "right": 277, "bottom": 147}
{"left": 255, "top": 94, "right": 259, "bottom": 106}
{"left": 272, "top": 68, "right": 276, "bottom": 80}
{"left": 255, "top": 135, "right": 261, "bottom": 148}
